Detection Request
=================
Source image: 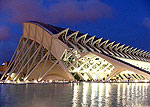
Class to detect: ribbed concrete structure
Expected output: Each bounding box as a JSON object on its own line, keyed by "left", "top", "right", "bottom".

{"left": 1, "top": 21, "right": 150, "bottom": 82}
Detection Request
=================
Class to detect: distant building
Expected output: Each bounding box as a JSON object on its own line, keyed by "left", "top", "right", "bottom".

{"left": 1, "top": 21, "right": 150, "bottom": 82}
{"left": 0, "top": 62, "right": 8, "bottom": 74}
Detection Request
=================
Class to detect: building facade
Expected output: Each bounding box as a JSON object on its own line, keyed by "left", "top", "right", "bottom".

{"left": 0, "top": 62, "right": 8, "bottom": 74}
{"left": 1, "top": 21, "right": 150, "bottom": 82}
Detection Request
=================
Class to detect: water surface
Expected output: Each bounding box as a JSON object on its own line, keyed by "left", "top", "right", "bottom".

{"left": 0, "top": 83, "right": 150, "bottom": 107}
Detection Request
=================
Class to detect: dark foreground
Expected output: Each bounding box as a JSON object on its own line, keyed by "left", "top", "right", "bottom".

{"left": 0, "top": 82, "right": 150, "bottom": 107}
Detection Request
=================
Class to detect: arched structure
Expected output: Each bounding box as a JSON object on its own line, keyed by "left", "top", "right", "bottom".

{"left": 1, "top": 21, "right": 150, "bottom": 82}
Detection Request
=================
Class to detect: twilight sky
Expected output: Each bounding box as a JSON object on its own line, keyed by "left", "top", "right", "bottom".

{"left": 0, "top": 0, "right": 150, "bottom": 64}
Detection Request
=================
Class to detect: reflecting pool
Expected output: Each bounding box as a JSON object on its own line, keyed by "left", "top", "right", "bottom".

{"left": 0, "top": 83, "right": 150, "bottom": 107}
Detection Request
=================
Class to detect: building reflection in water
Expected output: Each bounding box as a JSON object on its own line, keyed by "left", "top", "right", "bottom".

{"left": 0, "top": 83, "right": 150, "bottom": 107}
{"left": 91, "top": 83, "right": 98, "bottom": 106}
{"left": 105, "top": 83, "right": 110, "bottom": 107}
{"left": 82, "top": 82, "right": 89, "bottom": 106}
{"left": 117, "top": 83, "right": 121, "bottom": 104}
{"left": 72, "top": 83, "right": 150, "bottom": 107}
{"left": 72, "top": 83, "right": 79, "bottom": 107}
{"left": 98, "top": 83, "right": 104, "bottom": 107}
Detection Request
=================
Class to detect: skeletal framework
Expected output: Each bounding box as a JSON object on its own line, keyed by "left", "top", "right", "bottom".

{"left": 1, "top": 21, "right": 150, "bottom": 81}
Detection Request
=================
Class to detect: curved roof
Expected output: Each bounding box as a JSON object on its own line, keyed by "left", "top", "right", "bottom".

{"left": 1, "top": 21, "right": 150, "bottom": 82}
{"left": 28, "top": 21, "right": 150, "bottom": 62}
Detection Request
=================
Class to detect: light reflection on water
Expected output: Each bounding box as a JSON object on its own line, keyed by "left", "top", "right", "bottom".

{"left": 0, "top": 83, "right": 150, "bottom": 107}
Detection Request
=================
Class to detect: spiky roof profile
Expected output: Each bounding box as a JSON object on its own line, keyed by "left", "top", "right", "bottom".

{"left": 1, "top": 21, "right": 150, "bottom": 82}
{"left": 29, "top": 21, "right": 150, "bottom": 62}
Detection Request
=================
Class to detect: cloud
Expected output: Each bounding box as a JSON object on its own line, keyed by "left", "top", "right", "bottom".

{"left": 0, "top": 0, "right": 112, "bottom": 24}
{"left": 142, "top": 17, "right": 150, "bottom": 30}
{"left": 0, "top": 26, "right": 10, "bottom": 41}
{"left": 0, "top": 0, "right": 112, "bottom": 42}
{"left": 48, "top": 0, "right": 112, "bottom": 24}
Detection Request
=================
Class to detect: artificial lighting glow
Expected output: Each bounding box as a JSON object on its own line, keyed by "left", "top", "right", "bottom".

{"left": 83, "top": 73, "right": 89, "bottom": 81}
{"left": 91, "top": 83, "right": 98, "bottom": 106}
{"left": 92, "top": 74, "right": 97, "bottom": 80}
{"left": 72, "top": 83, "right": 79, "bottom": 107}
{"left": 25, "top": 80, "right": 29, "bottom": 83}
{"left": 117, "top": 80, "right": 121, "bottom": 82}
{"left": 49, "top": 80, "right": 52, "bottom": 83}
{"left": 82, "top": 82, "right": 89, "bottom": 105}
{"left": 17, "top": 79, "right": 21, "bottom": 83}
{"left": 75, "top": 54, "right": 81, "bottom": 58}
{"left": 143, "top": 80, "right": 149, "bottom": 82}
{"left": 5, "top": 80, "right": 11, "bottom": 83}
{"left": 24, "top": 77, "right": 27, "bottom": 81}
{"left": 105, "top": 83, "right": 110, "bottom": 98}
{"left": 99, "top": 74, "right": 104, "bottom": 79}
{"left": 117, "top": 84, "right": 121, "bottom": 104}
{"left": 105, "top": 70, "right": 111, "bottom": 73}
{"left": 34, "top": 80, "right": 38, "bottom": 83}
{"left": 121, "top": 70, "right": 135, "bottom": 74}
{"left": 38, "top": 78, "right": 42, "bottom": 81}
{"left": 42, "top": 80, "right": 45, "bottom": 83}
{"left": 115, "top": 57, "right": 150, "bottom": 72}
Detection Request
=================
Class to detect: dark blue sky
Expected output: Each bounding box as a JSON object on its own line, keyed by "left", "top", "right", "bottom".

{"left": 0, "top": 0, "right": 150, "bottom": 64}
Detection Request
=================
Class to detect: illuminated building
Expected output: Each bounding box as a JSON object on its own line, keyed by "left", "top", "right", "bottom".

{"left": 1, "top": 21, "right": 150, "bottom": 82}
{"left": 0, "top": 62, "right": 8, "bottom": 74}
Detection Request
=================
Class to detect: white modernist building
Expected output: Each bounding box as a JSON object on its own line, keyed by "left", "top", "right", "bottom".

{"left": 1, "top": 21, "right": 150, "bottom": 82}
